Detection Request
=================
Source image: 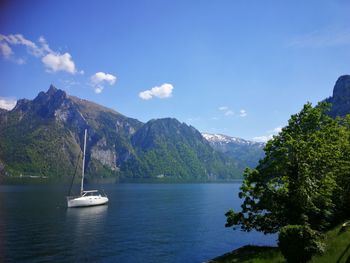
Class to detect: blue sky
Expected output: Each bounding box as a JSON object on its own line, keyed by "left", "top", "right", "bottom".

{"left": 0, "top": 0, "right": 349, "bottom": 141}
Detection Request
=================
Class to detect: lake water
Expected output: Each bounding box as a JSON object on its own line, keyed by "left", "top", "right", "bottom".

{"left": 0, "top": 183, "right": 276, "bottom": 262}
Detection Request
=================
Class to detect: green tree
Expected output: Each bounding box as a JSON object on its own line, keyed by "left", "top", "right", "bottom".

{"left": 332, "top": 114, "right": 350, "bottom": 221}
{"left": 225, "top": 102, "right": 346, "bottom": 233}
{"left": 278, "top": 225, "right": 324, "bottom": 262}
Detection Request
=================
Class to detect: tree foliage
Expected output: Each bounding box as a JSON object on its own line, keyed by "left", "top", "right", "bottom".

{"left": 278, "top": 225, "right": 324, "bottom": 263}
{"left": 226, "top": 102, "right": 350, "bottom": 234}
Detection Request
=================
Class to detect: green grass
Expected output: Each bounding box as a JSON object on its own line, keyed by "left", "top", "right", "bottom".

{"left": 210, "top": 222, "right": 350, "bottom": 263}
{"left": 310, "top": 222, "right": 350, "bottom": 263}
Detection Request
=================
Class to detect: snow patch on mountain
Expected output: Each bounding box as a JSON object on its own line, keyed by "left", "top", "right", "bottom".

{"left": 202, "top": 133, "right": 264, "bottom": 147}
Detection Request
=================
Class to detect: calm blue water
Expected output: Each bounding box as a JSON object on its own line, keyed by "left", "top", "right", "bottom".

{"left": 0, "top": 183, "right": 276, "bottom": 262}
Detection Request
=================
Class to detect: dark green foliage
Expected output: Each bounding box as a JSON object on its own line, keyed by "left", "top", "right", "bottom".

{"left": 225, "top": 100, "right": 350, "bottom": 260}
{"left": 226, "top": 102, "right": 346, "bottom": 233}
{"left": 278, "top": 225, "right": 324, "bottom": 263}
{"left": 331, "top": 115, "right": 350, "bottom": 221}
{"left": 0, "top": 114, "right": 81, "bottom": 177}
{"left": 121, "top": 118, "right": 241, "bottom": 179}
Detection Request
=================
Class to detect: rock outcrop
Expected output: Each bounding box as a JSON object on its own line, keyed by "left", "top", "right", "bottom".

{"left": 325, "top": 75, "right": 350, "bottom": 117}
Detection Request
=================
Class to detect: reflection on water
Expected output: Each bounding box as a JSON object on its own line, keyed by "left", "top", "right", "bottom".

{"left": 66, "top": 205, "right": 108, "bottom": 258}
{"left": 66, "top": 205, "right": 108, "bottom": 222}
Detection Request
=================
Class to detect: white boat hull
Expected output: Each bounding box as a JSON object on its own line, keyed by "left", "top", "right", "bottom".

{"left": 67, "top": 195, "right": 108, "bottom": 208}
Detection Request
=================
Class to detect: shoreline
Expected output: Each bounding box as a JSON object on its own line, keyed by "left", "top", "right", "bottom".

{"left": 0, "top": 175, "right": 244, "bottom": 185}
{"left": 207, "top": 245, "right": 281, "bottom": 263}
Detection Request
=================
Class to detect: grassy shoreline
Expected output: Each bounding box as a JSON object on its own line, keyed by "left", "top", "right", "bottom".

{"left": 208, "top": 245, "right": 283, "bottom": 263}
{"left": 209, "top": 222, "right": 350, "bottom": 263}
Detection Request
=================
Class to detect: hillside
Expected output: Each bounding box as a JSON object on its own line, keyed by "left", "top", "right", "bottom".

{"left": 202, "top": 133, "right": 265, "bottom": 170}
{"left": 0, "top": 85, "right": 241, "bottom": 180}
{"left": 0, "top": 85, "right": 142, "bottom": 179}
{"left": 123, "top": 119, "right": 240, "bottom": 179}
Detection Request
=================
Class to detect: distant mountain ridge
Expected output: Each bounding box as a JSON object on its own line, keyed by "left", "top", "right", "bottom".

{"left": 0, "top": 85, "right": 242, "bottom": 180}
{"left": 202, "top": 133, "right": 265, "bottom": 170}
{"left": 202, "top": 75, "right": 350, "bottom": 169}
{"left": 202, "top": 133, "right": 264, "bottom": 146}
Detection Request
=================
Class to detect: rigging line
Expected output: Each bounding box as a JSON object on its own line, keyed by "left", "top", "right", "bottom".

{"left": 68, "top": 151, "right": 82, "bottom": 196}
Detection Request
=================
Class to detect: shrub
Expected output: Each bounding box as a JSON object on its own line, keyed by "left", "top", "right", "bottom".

{"left": 278, "top": 225, "right": 325, "bottom": 262}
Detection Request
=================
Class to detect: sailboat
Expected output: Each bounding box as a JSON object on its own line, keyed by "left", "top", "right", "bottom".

{"left": 67, "top": 129, "right": 109, "bottom": 208}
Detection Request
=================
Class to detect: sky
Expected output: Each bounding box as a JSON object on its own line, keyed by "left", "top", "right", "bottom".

{"left": 0, "top": 0, "right": 349, "bottom": 141}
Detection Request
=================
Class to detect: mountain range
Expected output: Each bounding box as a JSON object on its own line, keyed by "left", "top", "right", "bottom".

{"left": 0, "top": 86, "right": 257, "bottom": 181}
{"left": 1, "top": 75, "right": 348, "bottom": 181}
{"left": 202, "top": 133, "right": 265, "bottom": 170}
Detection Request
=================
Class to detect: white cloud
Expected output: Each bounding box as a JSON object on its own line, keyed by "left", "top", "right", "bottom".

{"left": 239, "top": 109, "right": 247, "bottom": 117}
{"left": 0, "top": 33, "right": 80, "bottom": 74}
{"left": 270, "top": 126, "right": 282, "bottom": 133}
{"left": 91, "top": 72, "right": 116, "bottom": 85}
{"left": 94, "top": 87, "right": 103, "bottom": 94}
{"left": 0, "top": 97, "right": 17, "bottom": 110}
{"left": 0, "top": 42, "right": 13, "bottom": 58}
{"left": 6, "top": 34, "right": 36, "bottom": 48}
{"left": 139, "top": 83, "right": 174, "bottom": 100}
{"left": 218, "top": 107, "right": 247, "bottom": 118}
{"left": 219, "top": 106, "right": 228, "bottom": 111}
{"left": 224, "top": 110, "right": 234, "bottom": 116}
{"left": 139, "top": 90, "right": 152, "bottom": 100}
{"left": 219, "top": 106, "right": 234, "bottom": 116}
{"left": 0, "top": 41, "right": 25, "bottom": 64}
{"left": 42, "top": 52, "right": 76, "bottom": 74}
{"left": 0, "top": 34, "right": 43, "bottom": 57}
{"left": 252, "top": 135, "right": 273, "bottom": 143}
{"left": 252, "top": 126, "right": 283, "bottom": 143}
{"left": 90, "top": 72, "right": 117, "bottom": 94}
{"left": 38, "top": 36, "right": 53, "bottom": 54}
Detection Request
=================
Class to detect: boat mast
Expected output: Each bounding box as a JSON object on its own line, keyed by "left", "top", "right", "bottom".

{"left": 80, "top": 129, "right": 87, "bottom": 195}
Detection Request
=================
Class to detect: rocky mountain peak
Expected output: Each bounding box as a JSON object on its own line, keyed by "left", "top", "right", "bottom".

{"left": 326, "top": 75, "right": 350, "bottom": 118}
{"left": 31, "top": 85, "right": 68, "bottom": 119}
{"left": 34, "top": 85, "right": 66, "bottom": 102}
{"left": 13, "top": 98, "right": 30, "bottom": 112}
{"left": 47, "top": 84, "right": 58, "bottom": 95}
{"left": 333, "top": 75, "right": 350, "bottom": 100}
